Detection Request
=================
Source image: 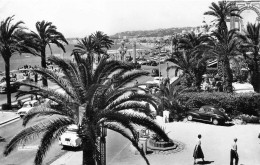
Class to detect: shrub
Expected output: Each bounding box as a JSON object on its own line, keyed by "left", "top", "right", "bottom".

{"left": 236, "top": 114, "right": 260, "bottom": 124}
{"left": 178, "top": 92, "right": 260, "bottom": 117}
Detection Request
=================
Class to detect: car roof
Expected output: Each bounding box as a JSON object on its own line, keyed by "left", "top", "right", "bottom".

{"left": 24, "top": 100, "right": 39, "bottom": 104}
{"left": 201, "top": 105, "right": 220, "bottom": 109}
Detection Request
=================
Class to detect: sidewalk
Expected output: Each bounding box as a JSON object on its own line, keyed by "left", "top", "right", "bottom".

{"left": 0, "top": 111, "right": 20, "bottom": 126}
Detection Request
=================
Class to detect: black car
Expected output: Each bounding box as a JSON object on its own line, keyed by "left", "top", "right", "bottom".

{"left": 186, "top": 105, "right": 231, "bottom": 125}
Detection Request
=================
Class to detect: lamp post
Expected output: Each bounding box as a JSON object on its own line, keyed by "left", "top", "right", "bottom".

{"left": 118, "top": 41, "right": 128, "bottom": 61}
{"left": 100, "top": 123, "right": 107, "bottom": 165}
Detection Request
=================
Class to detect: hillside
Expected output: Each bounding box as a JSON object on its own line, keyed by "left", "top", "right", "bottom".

{"left": 111, "top": 27, "right": 195, "bottom": 38}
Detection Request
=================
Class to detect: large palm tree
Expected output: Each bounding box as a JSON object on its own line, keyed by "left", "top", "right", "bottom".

{"left": 4, "top": 54, "right": 169, "bottom": 165}
{"left": 209, "top": 28, "right": 240, "bottom": 92}
{"left": 27, "top": 20, "right": 68, "bottom": 87}
{"left": 167, "top": 32, "right": 211, "bottom": 89}
{"left": 204, "top": 1, "right": 241, "bottom": 31}
{"left": 237, "top": 23, "right": 260, "bottom": 92}
{"left": 91, "top": 31, "right": 114, "bottom": 61}
{"left": 0, "top": 16, "right": 37, "bottom": 108}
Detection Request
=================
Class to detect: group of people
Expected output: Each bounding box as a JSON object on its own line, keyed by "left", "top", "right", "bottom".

{"left": 193, "top": 134, "right": 239, "bottom": 165}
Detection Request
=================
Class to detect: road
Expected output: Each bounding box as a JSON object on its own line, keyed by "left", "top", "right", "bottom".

{"left": 0, "top": 62, "right": 177, "bottom": 165}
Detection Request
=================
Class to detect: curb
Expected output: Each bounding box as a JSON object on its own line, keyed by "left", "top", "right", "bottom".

{"left": 0, "top": 116, "right": 20, "bottom": 126}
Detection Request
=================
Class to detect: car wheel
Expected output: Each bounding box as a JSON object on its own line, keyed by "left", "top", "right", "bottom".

{"left": 212, "top": 119, "right": 219, "bottom": 125}
{"left": 187, "top": 115, "right": 193, "bottom": 121}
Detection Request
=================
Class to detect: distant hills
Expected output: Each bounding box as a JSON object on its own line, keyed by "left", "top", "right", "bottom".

{"left": 110, "top": 27, "right": 195, "bottom": 38}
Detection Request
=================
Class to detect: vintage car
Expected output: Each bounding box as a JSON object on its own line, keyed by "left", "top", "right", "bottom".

{"left": 17, "top": 100, "right": 40, "bottom": 117}
{"left": 186, "top": 105, "right": 231, "bottom": 125}
{"left": 59, "top": 124, "right": 82, "bottom": 148}
{"left": 0, "top": 81, "right": 20, "bottom": 94}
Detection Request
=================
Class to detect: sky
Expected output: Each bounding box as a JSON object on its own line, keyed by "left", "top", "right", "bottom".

{"left": 0, "top": 0, "right": 245, "bottom": 38}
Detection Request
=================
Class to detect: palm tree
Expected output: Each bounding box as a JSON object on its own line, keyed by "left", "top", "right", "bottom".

{"left": 4, "top": 54, "right": 169, "bottom": 165}
{"left": 91, "top": 31, "right": 114, "bottom": 62}
{"left": 237, "top": 23, "right": 260, "bottom": 92}
{"left": 0, "top": 16, "right": 37, "bottom": 108}
{"left": 204, "top": 1, "right": 241, "bottom": 31}
{"left": 27, "top": 20, "right": 68, "bottom": 87}
{"left": 209, "top": 28, "right": 240, "bottom": 92}
{"left": 167, "top": 32, "right": 211, "bottom": 89}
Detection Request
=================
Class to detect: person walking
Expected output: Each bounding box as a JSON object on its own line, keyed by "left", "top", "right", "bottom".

{"left": 230, "top": 138, "right": 239, "bottom": 165}
{"left": 193, "top": 134, "right": 205, "bottom": 164}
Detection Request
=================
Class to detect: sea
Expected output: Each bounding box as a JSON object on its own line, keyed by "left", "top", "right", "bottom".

{"left": 0, "top": 43, "right": 149, "bottom": 73}
{"left": 0, "top": 45, "right": 75, "bottom": 72}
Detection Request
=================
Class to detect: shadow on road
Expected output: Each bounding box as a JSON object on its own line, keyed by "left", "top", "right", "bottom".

{"left": 187, "top": 119, "right": 235, "bottom": 127}
{"left": 61, "top": 146, "right": 82, "bottom": 152}
{"left": 195, "top": 160, "right": 214, "bottom": 164}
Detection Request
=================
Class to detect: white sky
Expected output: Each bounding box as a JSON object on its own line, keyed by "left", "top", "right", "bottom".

{"left": 0, "top": 0, "right": 239, "bottom": 38}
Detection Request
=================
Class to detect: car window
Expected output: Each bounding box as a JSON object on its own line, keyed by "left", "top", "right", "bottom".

{"left": 23, "top": 103, "right": 31, "bottom": 108}
{"left": 199, "top": 108, "right": 205, "bottom": 112}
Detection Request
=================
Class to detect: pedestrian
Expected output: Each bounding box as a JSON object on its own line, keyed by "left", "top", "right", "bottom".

{"left": 193, "top": 134, "right": 205, "bottom": 164}
{"left": 135, "top": 80, "right": 138, "bottom": 85}
{"left": 230, "top": 138, "right": 239, "bottom": 165}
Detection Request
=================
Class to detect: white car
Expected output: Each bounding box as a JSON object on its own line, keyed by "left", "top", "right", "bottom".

{"left": 59, "top": 124, "right": 82, "bottom": 148}
{"left": 17, "top": 100, "right": 40, "bottom": 117}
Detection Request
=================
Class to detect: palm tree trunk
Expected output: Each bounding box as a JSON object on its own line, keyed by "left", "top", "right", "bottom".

{"left": 41, "top": 48, "right": 48, "bottom": 87}
{"left": 5, "top": 58, "right": 11, "bottom": 108}
{"left": 82, "top": 137, "right": 96, "bottom": 165}
{"left": 223, "top": 56, "right": 233, "bottom": 92}
{"left": 251, "top": 52, "right": 260, "bottom": 93}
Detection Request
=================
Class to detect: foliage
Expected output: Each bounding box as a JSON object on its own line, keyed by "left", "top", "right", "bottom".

{"left": 0, "top": 16, "right": 37, "bottom": 107}
{"left": 236, "top": 114, "right": 260, "bottom": 124}
{"left": 237, "top": 23, "right": 260, "bottom": 93}
{"left": 178, "top": 92, "right": 260, "bottom": 117}
{"left": 26, "top": 20, "right": 68, "bottom": 86}
{"left": 4, "top": 53, "right": 169, "bottom": 165}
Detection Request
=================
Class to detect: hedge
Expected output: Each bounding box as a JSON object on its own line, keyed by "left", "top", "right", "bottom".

{"left": 178, "top": 92, "right": 260, "bottom": 116}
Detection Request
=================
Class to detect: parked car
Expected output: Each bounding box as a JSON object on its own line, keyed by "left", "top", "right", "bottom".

{"left": 17, "top": 100, "right": 40, "bottom": 117}
{"left": 186, "top": 105, "right": 231, "bottom": 125}
{"left": 59, "top": 124, "right": 82, "bottom": 148}
{"left": 149, "top": 61, "right": 158, "bottom": 66}
{"left": 0, "top": 81, "right": 20, "bottom": 94}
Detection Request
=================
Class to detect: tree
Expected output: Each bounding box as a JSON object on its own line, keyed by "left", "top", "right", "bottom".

{"left": 4, "top": 54, "right": 169, "bottom": 165}
{"left": 167, "top": 32, "right": 211, "bottom": 89}
{"left": 27, "top": 20, "right": 68, "bottom": 87}
{"left": 237, "top": 23, "right": 260, "bottom": 92}
{"left": 0, "top": 16, "right": 36, "bottom": 108}
{"left": 91, "top": 31, "right": 114, "bottom": 62}
{"left": 204, "top": 1, "right": 241, "bottom": 31}
{"left": 209, "top": 28, "right": 240, "bottom": 92}
{"left": 204, "top": 1, "right": 241, "bottom": 92}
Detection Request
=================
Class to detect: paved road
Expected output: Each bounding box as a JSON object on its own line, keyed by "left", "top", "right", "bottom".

{"left": 0, "top": 63, "right": 177, "bottom": 164}
{"left": 0, "top": 117, "right": 67, "bottom": 165}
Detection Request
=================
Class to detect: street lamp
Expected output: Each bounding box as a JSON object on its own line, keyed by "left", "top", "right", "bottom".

{"left": 118, "top": 40, "right": 128, "bottom": 61}
{"left": 100, "top": 122, "right": 107, "bottom": 165}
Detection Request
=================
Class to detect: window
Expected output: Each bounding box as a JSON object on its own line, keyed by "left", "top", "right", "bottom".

{"left": 199, "top": 108, "right": 205, "bottom": 112}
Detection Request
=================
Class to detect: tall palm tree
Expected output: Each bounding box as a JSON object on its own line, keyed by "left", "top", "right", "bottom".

{"left": 204, "top": 1, "right": 241, "bottom": 31}
{"left": 167, "top": 32, "right": 211, "bottom": 89}
{"left": 27, "top": 20, "right": 68, "bottom": 87}
{"left": 4, "top": 54, "right": 169, "bottom": 165}
{"left": 209, "top": 28, "right": 240, "bottom": 92}
{"left": 237, "top": 23, "right": 260, "bottom": 92}
{"left": 91, "top": 31, "right": 114, "bottom": 62}
{"left": 204, "top": 1, "right": 241, "bottom": 92}
{"left": 0, "top": 16, "right": 37, "bottom": 108}
{"left": 72, "top": 36, "right": 97, "bottom": 71}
